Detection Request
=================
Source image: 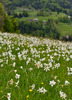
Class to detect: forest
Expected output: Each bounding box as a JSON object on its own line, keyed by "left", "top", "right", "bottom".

{"left": 3, "top": 0, "right": 72, "bottom": 15}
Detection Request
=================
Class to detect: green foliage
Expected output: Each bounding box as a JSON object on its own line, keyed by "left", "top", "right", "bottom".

{"left": 13, "top": 11, "right": 29, "bottom": 18}
{"left": 3, "top": 14, "right": 14, "bottom": 32}
{"left": 58, "top": 16, "right": 71, "bottom": 23}
{"left": 0, "top": 3, "right": 5, "bottom": 31}
{"left": 3, "top": 0, "right": 72, "bottom": 15}
{"left": 18, "top": 19, "right": 60, "bottom": 39}
{"left": 23, "top": 10, "right": 29, "bottom": 17}
{"left": 0, "top": 3, "right": 19, "bottom": 33}
{"left": 37, "top": 10, "right": 51, "bottom": 17}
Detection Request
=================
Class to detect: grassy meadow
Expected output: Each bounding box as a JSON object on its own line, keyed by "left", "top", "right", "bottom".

{"left": 58, "top": 23, "right": 72, "bottom": 37}
{"left": 17, "top": 11, "right": 67, "bottom": 21}
{"left": 0, "top": 32, "right": 72, "bottom": 100}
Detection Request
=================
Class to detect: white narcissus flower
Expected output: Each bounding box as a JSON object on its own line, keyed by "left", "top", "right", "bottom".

{"left": 7, "top": 93, "right": 11, "bottom": 100}
{"left": 15, "top": 80, "right": 19, "bottom": 87}
{"left": 66, "top": 57, "right": 70, "bottom": 61}
{"left": 70, "top": 55, "right": 72, "bottom": 58}
{"left": 1, "top": 64, "right": 3, "bottom": 67}
{"left": 15, "top": 74, "right": 20, "bottom": 79}
{"left": 20, "top": 66, "right": 23, "bottom": 69}
{"left": 49, "top": 62, "right": 52, "bottom": 67}
{"left": 37, "top": 87, "right": 47, "bottom": 94}
{"left": 59, "top": 90, "right": 67, "bottom": 99}
{"left": 37, "top": 87, "right": 43, "bottom": 93}
{"left": 44, "top": 66, "right": 50, "bottom": 72}
{"left": 14, "top": 70, "right": 17, "bottom": 73}
{"left": 65, "top": 80, "right": 70, "bottom": 85}
{"left": 43, "top": 88, "right": 47, "bottom": 94}
{"left": 29, "top": 68, "right": 33, "bottom": 71}
{"left": 30, "top": 84, "right": 35, "bottom": 90}
{"left": 49, "top": 80, "right": 56, "bottom": 87}
{"left": 55, "top": 63, "right": 60, "bottom": 69}
{"left": 13, "top": 62, "right": 16, "bottom": 67}
{"left": 26, "top": 60, "right": 29, "bottom": 65}
{"left": 18, "top": 54, "right": 21, "bottom": 58}
{"left": 54, "top": 76, "right": 57, "bottom": 79}
{"left": 10, "top": 79, "right": 13, "bottom": 85}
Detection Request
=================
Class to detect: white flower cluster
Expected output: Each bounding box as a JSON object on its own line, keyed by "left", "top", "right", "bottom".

{"left": 0, "top": 32, "right": 72, "bottom": 100}
{"left": 37, "top": 87, "right": 47, "bottom": 94}
{"left": 59, "top": 90, "right": 67, "bottom": 99}
{"left": 67, "top": 67, "right": 72, "bottom": 75}
{"left": 7, "top": 93, "right": 11, "bottom": 100}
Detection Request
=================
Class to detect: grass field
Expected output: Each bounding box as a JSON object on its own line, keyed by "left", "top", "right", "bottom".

{"left": 17, "top": 11, "right": 67, "bottom": 21}
{"left": 58, "top": 22, "right": 72, "bottom": 37}
{"left": 0, "top": 32, "right": 72, "bottom": 100}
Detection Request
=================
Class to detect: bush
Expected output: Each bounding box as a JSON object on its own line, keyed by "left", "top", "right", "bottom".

{"left": 58, "top": 16, "right": 71, "bottom": 23}
{"left": 18, "top": 19, "right": 61, "bottom": 39}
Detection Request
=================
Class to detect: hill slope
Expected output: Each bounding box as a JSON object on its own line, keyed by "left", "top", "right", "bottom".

{"left": 3, "top": 0, "right": 72, "bottom": 15}
{"left": 0, "top": 32, "right": 72, "bottom": 100}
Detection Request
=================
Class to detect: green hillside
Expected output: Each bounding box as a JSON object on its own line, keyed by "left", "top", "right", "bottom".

{"left": 2, "top": 0, "right": 72, "bottom": 15}
{"left": 0, "top": 1, "right": 72, "bottom": 40}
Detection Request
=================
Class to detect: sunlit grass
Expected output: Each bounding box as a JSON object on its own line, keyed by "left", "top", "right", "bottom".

{"left": 58, "top": 22, "right": 72, "bottom": 36}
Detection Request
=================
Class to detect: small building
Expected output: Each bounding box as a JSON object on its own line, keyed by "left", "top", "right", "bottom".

{"left": 33, "top": 18, "right": 38, "bottom": 22}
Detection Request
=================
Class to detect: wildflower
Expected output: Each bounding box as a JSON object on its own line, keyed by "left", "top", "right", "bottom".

{"left": 15, "top": 80, "right": 19, "bottom": 87}
{"left": 29, "top": 89, "right": 33, "bottom": 92}
{"left": 26, "top": 95, "right": 29, "bottom": 98}
{"left": 15, "top": 74, "right": 20, "bottom": 79}
{"left": 13, "top": 62, "right": 16, "bottom": 67}
{"left": 49, "top": 62, "right": 52, "bottom": 67}
{"left": 65, "top": 80, "right": 70, "bottom": 85}
{"left": 20, "top": 66, "right": 23, "bottom": 69}
{"left": 30, "top": 84, "right": 35, "bottom": 90}
{"left": 70, "top": 55, "right": 72, "bottom": 58}
{"left": 37, "top": 87, "right": 43, "bottom": 93}
{"left": 29, "top": 68, "right": 33, "bottom": 71}
{"left": 44, "top": 66, "right": 50, "bottom": 72}
{"left": 43, "top": 88, "right": 47, "bottom": 94}
{"left": 10, "top": 79, "right": 13, "bottom": 85}
{"left": 37, "top": 87, "right": 47, "bottom": 94}
{"left": 59, "top": 90, "right": 67, "bottom": 99}
{"left": 14, "top": 70, "right": 17, "bottom": 73}
{"left": 7, "top": 93, "right": 11, "bottom": 100}
{"left": 66, "top": 57, "right": 70, "bottom": 61}
{"left": 54, "top": 76, "right": 57, "bottom": 79}
{"left": 18, "top": 54, "right": 21, "bottom": 59}
{"left": 49, "top": 80, "right": 56, "bottom": 87}
{"left": 55, "top": 63, "right": 60, "bottom": 69}
{"left": 41, "top": 82, "right": 44, "bottom": 84}
{"left": 1, "top": 64, "right": 3, "bottom": 67}
{"left": 57, "top": 80, "right": 60, "bottom": 83}
{"left": 36, "top": 61, "right": 41, "bottom": 69}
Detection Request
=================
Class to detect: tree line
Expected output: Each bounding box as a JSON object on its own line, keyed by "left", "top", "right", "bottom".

{"left": 2, "top": 0, "right": 72, "bottom": 16}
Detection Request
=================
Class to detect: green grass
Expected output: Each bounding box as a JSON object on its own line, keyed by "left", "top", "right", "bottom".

{"left": 0, "top": 32, "right": 72, "bottom": 100}
{"left": 17, "top": 11, "right": 67, "bottom": 21}
{"left": 58, "top": 22, "right": 72, "bottom": 36}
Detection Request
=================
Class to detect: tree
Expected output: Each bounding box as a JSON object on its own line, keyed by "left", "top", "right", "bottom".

{"left": 0, "top": 3, "right": 5, "bottom": 31}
